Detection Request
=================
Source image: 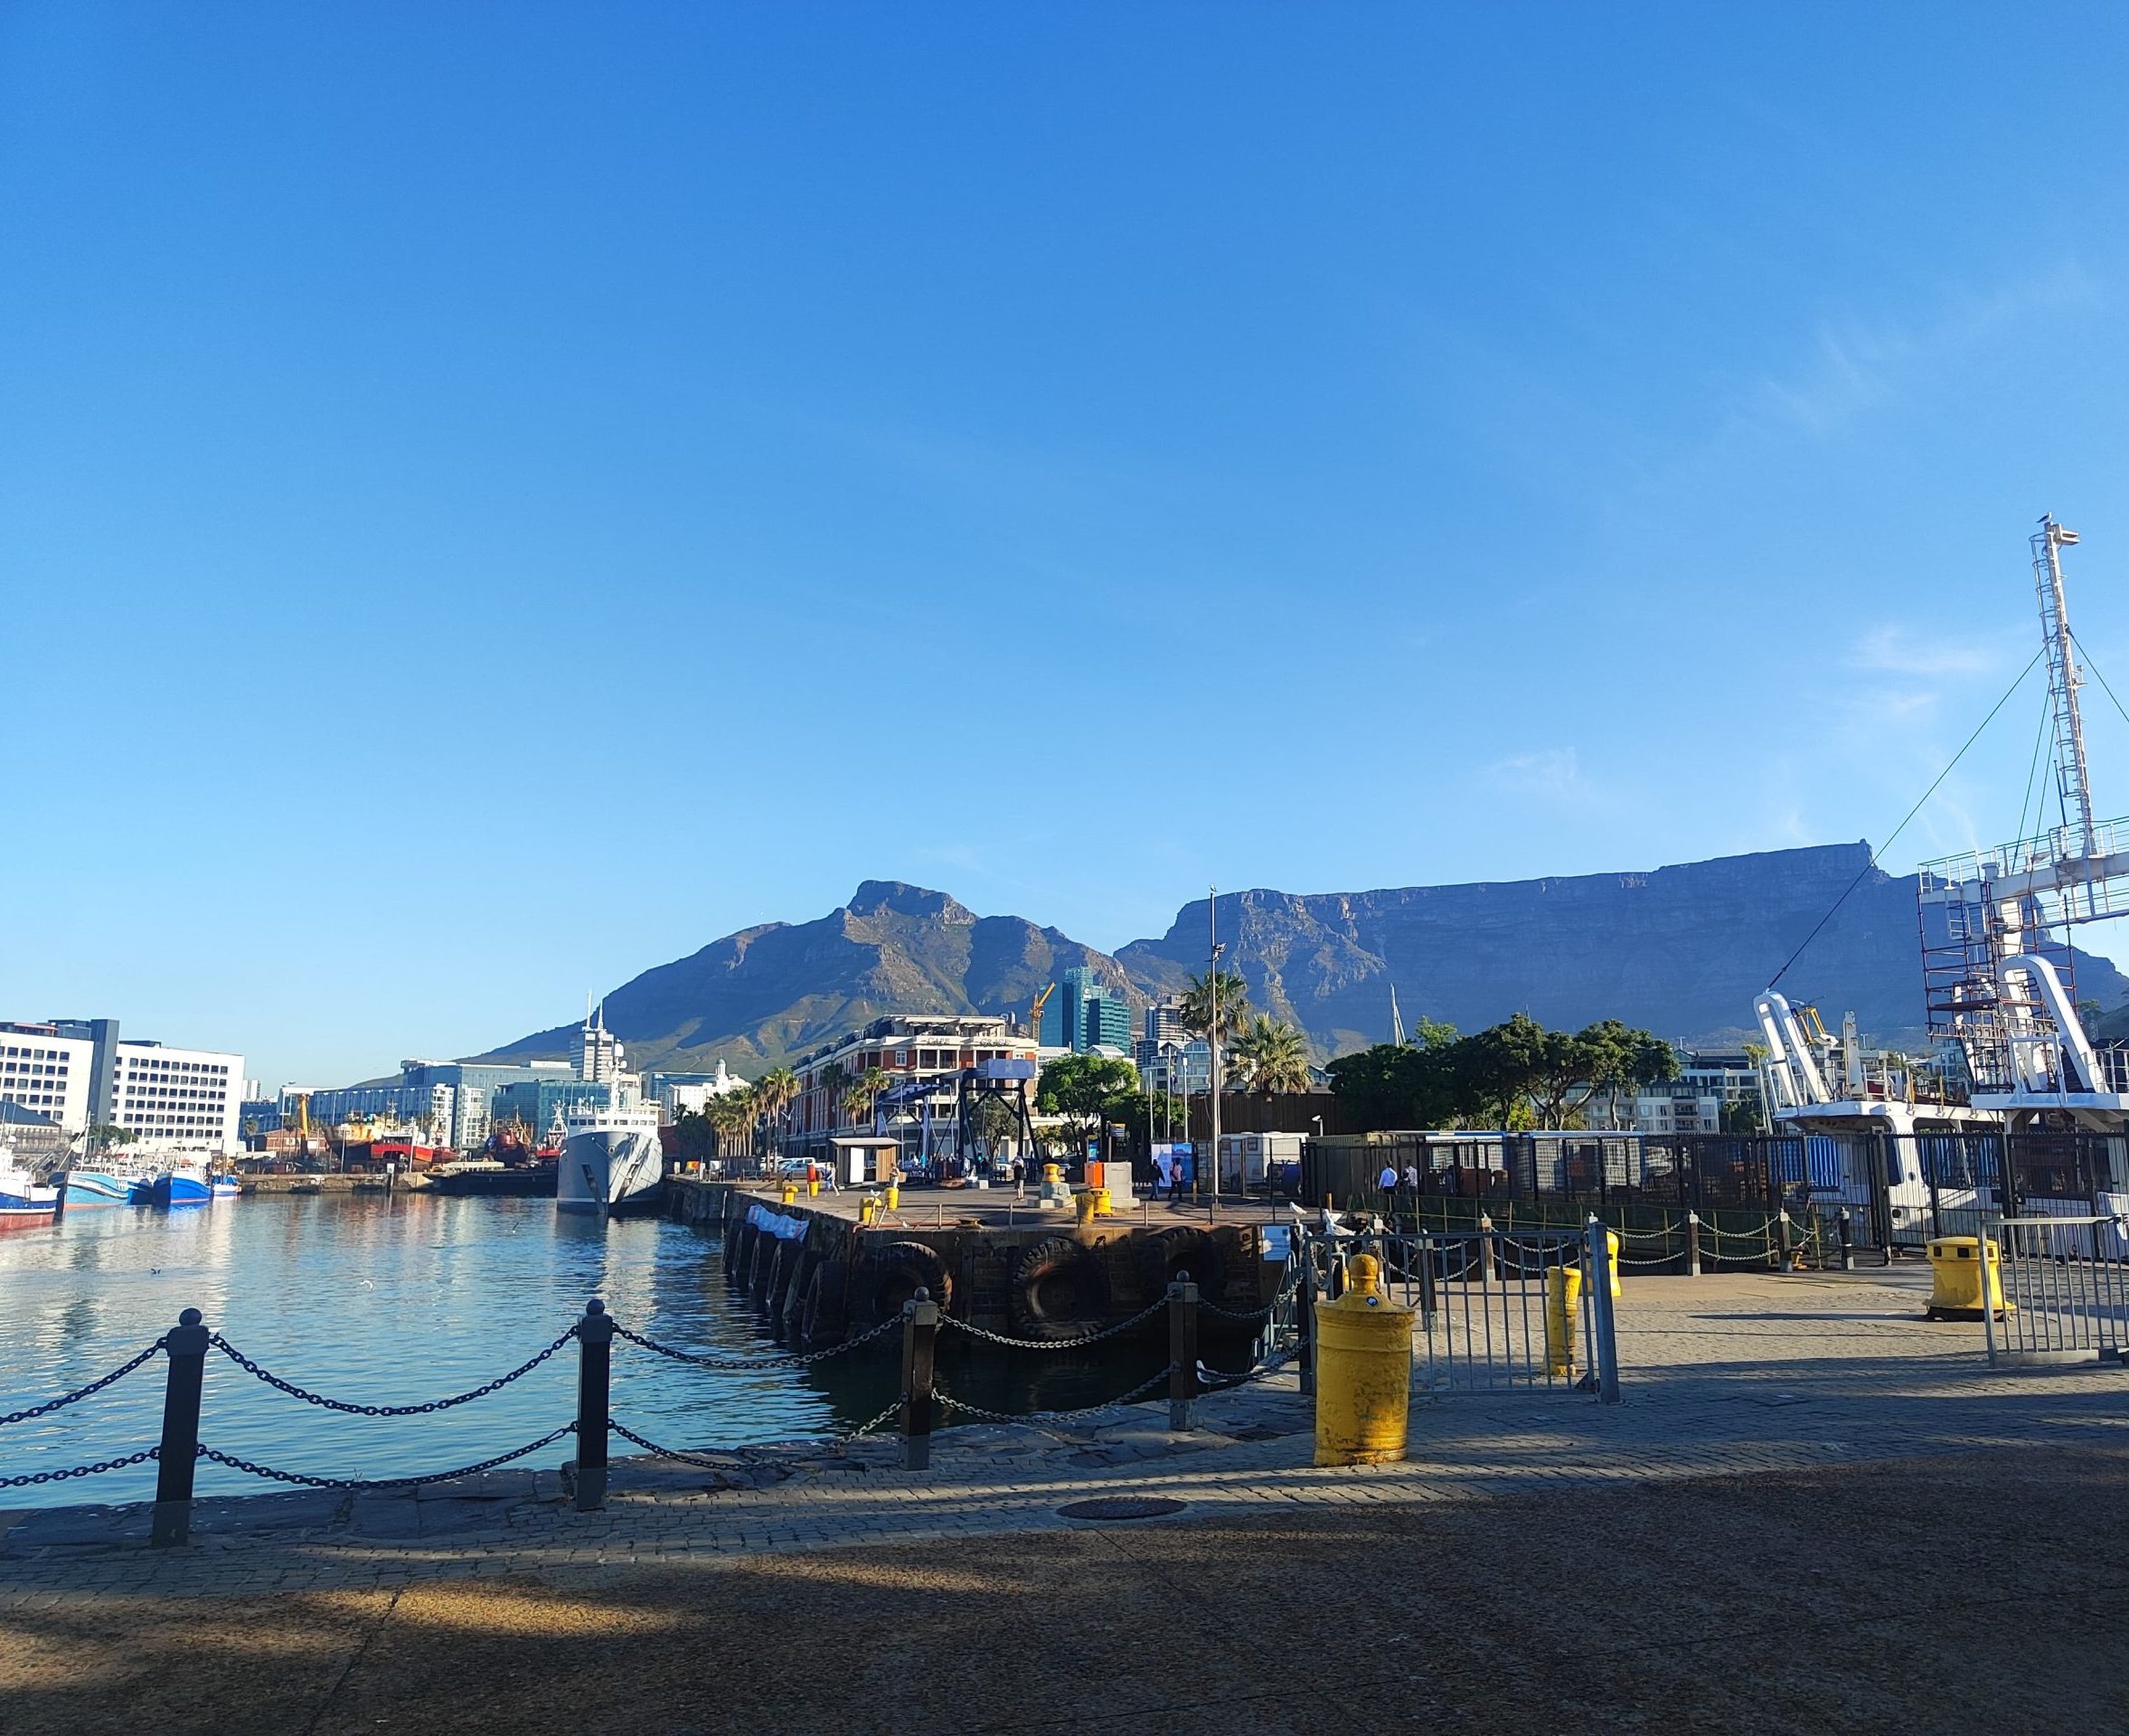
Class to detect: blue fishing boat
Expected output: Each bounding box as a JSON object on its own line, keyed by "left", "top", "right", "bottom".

{"left": 63, "top": 1164, "right": 155, "bottom": 1206}
{"left": 150, "top": 1160, "right": 212, "bottom": 1207}
{"left": 0, "top": 1143, "right": 61, "bottom": 1226}
{"left": 211, "top": 1173, "right": 241, "bottom": 1199}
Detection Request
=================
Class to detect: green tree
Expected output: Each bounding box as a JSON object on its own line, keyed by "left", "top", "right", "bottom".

{"left": 1178, "top": 970, "right": 1251, "bottom": 1046}
{"left": 970, "top": 1094, "right": 1021, "bottom": 1156}
{"left": 843, "top": 1065, "right": 889, "bottom": 1130}
{"left": 1230, "top": 1015, "right": 1313, "bottom": 1095}
{"left": 753, "top": 1066, "right": 798, "bottom": 1155}
{"left": 1035, "top": 1053, "right": 1140, "bottom": 1146}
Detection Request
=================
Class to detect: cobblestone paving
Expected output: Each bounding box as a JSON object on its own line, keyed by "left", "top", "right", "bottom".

{"left": 5, "top": 1267, "right": 2124, "bottom": 1613}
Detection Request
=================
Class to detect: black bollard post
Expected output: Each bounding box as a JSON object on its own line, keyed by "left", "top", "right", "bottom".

{"left": 900, "top": 1287, "right": 939, "bottom": 1471}
{"left": 1685, "top": 1212, "right": 1702, "bottom": 1278}
{"left": 574, "top": 1298, "right": 614, "bottom": 1512}
{"left": 1168, "top": 1274, "right": 1200, "bottom": 1432}
{"left": 1476, "top": 1214, "right": 1496, "bottom": 1286}
{"left": 150, "top": 1307, "right": 211, "bottom": 1548}
{"left": 1838, "top": 1208, "right": 1856, "bottom": 1272}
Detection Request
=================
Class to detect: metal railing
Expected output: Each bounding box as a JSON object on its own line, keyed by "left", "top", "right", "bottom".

{"left": 1983, "top": 1213, "right": 2129, "bottom": 1366}
{"left": 1285, "top": 1216, "right": 1620, "bottom": 1401}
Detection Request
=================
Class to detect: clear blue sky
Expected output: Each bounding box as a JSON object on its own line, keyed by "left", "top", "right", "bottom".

{"left": 8, "top": 5, "right": 2129, "bottom": 1088}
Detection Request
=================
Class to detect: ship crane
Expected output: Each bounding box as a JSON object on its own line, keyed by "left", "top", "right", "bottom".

{"left": 1917, "top": 516, "right": 2129, "bottom": 1132}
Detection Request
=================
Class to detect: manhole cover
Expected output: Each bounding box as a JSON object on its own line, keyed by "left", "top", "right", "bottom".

{"left": 1056, "top": 1495, "right": 1187, "bottom": 1522}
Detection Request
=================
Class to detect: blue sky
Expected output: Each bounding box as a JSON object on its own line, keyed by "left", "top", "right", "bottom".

{"left": 7, "top": 5, "right": 2129, "bottom": 1087}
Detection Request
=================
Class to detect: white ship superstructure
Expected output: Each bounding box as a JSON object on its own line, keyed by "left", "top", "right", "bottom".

{"left": 555, "top": 1005, "right": 664, "bottom": 1212}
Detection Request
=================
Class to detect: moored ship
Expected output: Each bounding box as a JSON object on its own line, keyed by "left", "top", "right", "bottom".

{"left": 0, "top": 1142, "right": 60, "bottom": 1225}
{"left": 558, "top": 1096, "right": 664, "bottom": 1213}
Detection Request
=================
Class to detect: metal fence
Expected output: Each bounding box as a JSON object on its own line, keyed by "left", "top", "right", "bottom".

{"left": 1983, "top": 1213, "right": 2129, "bottom": 1367}
{"left": 1286, "top": 1218, "right": 1619, "bottom": 1401}
{"left": 1305, "top": 1131, "right": 2129, "bottom": 1256}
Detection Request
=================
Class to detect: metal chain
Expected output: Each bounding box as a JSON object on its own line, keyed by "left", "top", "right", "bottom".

{"left": 0, "top": 1446, "right": 160, "bottom": 1490}
{"left": 1200, "top": 1279, "right": 1300, "bottom": 1323}
{"left": 0, "top": 1339, "right": 165, "bottom": 1429}
{"left": 933, "top": 1362, "right": 1178, "bottom": 1426}
{"left": 196, "top": 1423, "right": 575, "bottom": 1491}
{"left": 209, "top": 1329, "right": 577, "bottom": 1418}
{"left": 842, "top": 1398, "right": 906, "bottom": 1440}
{"left": 611, "top": 1313, "right": 899, "bottom": 1370}
{"left": 940, "top": 1296, "right": 1168, "bottom": 1351}
{"left": 1193, "top": 1340, "right": 1305, "bottom": 1391}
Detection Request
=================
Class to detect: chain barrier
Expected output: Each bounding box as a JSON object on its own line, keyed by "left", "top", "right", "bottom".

{"left": 939, "top": 1296, "right": 1168, "bottom": 1351}
{"left": 612, "top": 1312, "right": 899, "bottom": 1371}
{"left": 196, "top": 1423, "right": 576, "bottom": 1492}
{"left": 0, "top": 1339, "right": 166, "bottom": 1429}
{"left": 842, "top": 1398, "right": 906, "bottom": 1440}
{"left": 1200, "top": 1278, "right": 1300, "bottom": 1324}
{"left": 933, "top": 1362, "right": 1178, "bottom": 1426}
{"left": 208, "top": 1329, "right": 576, "bottom": 1418}
{"left": 0, "top": 1446, "right": 161, "bottom": 1491}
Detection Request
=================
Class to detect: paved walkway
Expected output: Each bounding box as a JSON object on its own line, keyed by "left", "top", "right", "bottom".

{"left": 5, "top": 1268, "right": 2122, "bottom": 1607}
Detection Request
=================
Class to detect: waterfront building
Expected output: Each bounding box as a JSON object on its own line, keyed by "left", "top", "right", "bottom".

{"left": 0, "top": 1022, "right": 95, "bottom": 1134}
{"left": 2, "top": 1017, "right": 245, "bottom": 1154}
{"left": 571, "top": 1005, "right": 623, "bottom": 1084}
{"left": 1142, "top": 1037, "right": 1211, "bottom": 1097}
{"left": 787, "top": 1014, "right": 1038, "bottom": 1154}
{"left": 1142, "top": 998, "right": 1187, "bottom": 1050}
{"left": 493, "top": 1076, "right": 613, "bottom": 1141}
{"left": 1058, "top": 967, "right": 1133, "bottom": 1055}
{"left": 657, "top": 1059, "right": 749, "bottom": 1120}
{"left": 305, "top": 1059, "right": 572, "bottom": 1150}
{"left": 1622, "top": 1049, "right": 1763, "bottom": 1135}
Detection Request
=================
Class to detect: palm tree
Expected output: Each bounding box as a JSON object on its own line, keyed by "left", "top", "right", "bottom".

{"left": 843, "top": 1065, "right": 889, "bottom": 1131}
{"left": 1231, "top": 1015, "right": 1313, "bottom": 1095}
{"left": 819, "top": 1061, "right": 848, "bottom": 1135}
{"left": 754, "top": 1066, "right": 798, "bottom": 1156}
{"left": 1179, "top": 969, "right": 1251, "bottom": 1046}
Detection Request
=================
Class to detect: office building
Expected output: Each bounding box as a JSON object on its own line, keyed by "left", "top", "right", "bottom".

{"left": 2, "top": 1017, "right": 246, "bottom": 1155}
{"left": 1057, "top": 967, "right": 1133, "bottom": 1055}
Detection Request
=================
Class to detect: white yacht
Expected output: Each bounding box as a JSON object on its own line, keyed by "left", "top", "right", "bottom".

{"left": 557, "top": 1092, "right": 665, "bottom": 1212}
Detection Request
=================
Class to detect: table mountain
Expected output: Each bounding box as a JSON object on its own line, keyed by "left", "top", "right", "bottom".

{"left": 485, "top": 845, "right": 2128, "bottom": 1074}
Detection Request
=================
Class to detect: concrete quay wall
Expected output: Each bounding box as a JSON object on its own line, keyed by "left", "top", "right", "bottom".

{"left": 665, "top": 1177, "right": 1278, "bottom": 1344}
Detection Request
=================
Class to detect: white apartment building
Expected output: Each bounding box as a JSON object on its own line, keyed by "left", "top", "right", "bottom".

{"left": 0, "top": 1024, "right": 96, "bottom": 1134}
{"left": 109, "top": 1040, "right": 247, "bottom": 1155}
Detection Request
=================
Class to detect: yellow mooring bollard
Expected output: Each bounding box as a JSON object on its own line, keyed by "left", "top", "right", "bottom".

{"left": 807, "top": 1178, "right": 820, "bottom": 1197}
{"left": 780, "top": 1182, "right": 799, "bottom": 1205}
{"left": 1075, "top": 1189, "right": 1098, "bottom": 1227}
{"left": 860, "top": 1196, "right": 878, "bottom": 1226}
{"left": 1545, "top": 1263, "right": 1584, "bottom": 1378}
{"left": 1094, "top": 1185, "right": 1114, "bottom": 1217}
{"left": 1314, "top": 1253, "right": 1417, "bottom": 1466}
{"left": 885, "top": 1180, "right": 900, "bottom": 1212}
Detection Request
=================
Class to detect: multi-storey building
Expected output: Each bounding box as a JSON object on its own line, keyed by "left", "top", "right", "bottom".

{"left": 1623, "top": 1049, "right": 1763, "bottom": 1135}
{"left": 786, "top": 1014, "right": 1038, "bottom": 1156}
{"left": 2, "top": 1017, "right": 245, "bottom": 1155}
{"left": 304, "top": 1060, "right": 574, "bottom": 1151}
{"left": 0, "top": 1023, "right": 95, "bottom": 1134}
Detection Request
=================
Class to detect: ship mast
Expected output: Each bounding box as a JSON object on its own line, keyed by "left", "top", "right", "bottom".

{"left": 2033, "top": 514, "right": 2096, "bottom": 861}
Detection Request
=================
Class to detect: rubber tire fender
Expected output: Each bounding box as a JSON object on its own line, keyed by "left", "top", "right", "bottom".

{"left": 1141, "top": 1226, "right": 1225, "bottom": 1307}
{"left": 865, "top": 1240, "right": 955, "bottom": 1322}
{"left": 802, "top": 1259, "right": 849, "bottom": 1345}
{"left": 724, "top": 1219, "right": 755, "bottom": 1285}
{"left": 1009, "top": 1236, "right": 1113, "bottom": 1341}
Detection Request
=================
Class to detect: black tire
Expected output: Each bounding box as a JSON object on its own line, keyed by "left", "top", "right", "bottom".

{"left": 724, "top": 1220, "right": 754, "bottom": 1285}
{"left": 865, "top": 1240, "right": 955, "bottom": 1321}
{"left": 1141, "top": 1226, "right": 1226, "bottom": 1307}
{"left": 749, "top": 1228, "right": 778, "bottom": 1296}
{"left": 1009, "top": 1236, "right": 1112, "bottom": 1341}
{"left": 768, "top": 1238, "right": 803, "bottom": 1308}
{"left": 803, "top": 1259, "right": 849, "bottom": 1344}
{"left": 782, "top": 1248, "right": 820, "bottom": 1321}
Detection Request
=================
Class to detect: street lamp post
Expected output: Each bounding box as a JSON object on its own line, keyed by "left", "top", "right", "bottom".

{"left": 1208, "top": 886, "right": 1220, "bottom": 1222}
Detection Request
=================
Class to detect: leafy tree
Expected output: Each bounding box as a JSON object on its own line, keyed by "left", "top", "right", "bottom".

{"left": 1230, "top": 1015, "right": 1313, "bottom": 1094}
{"left": 970, "top": 1094, "right": 1022, "bottom": 1156}
{"left": 1327, "top": 1013, "right": 1674, "bottom": 1132}
{"left": 1178, "top": 970, "right": 1251, "bottom": 1046}
{"left": 843, "top": 1065, "right": 889, "bottom": 1130}
{"left": 1035, "top": 1053, "right": 1140, "bottom": 1145}
{"left": 753, "top": 1066, "right": 798, "bottom": 1152}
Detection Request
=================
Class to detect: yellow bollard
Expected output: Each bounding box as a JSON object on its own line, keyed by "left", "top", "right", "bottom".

{"left": 1041, "top": 1162, "right": 1063, "bottom": 1189}
{"left": 1075, "top": 1189, "right": 1097, "bottom": 1226}
{"left": 1545, "top": 1263, "right": 1584, "bottom": 1377}
{"left": 860, "top": 1196, "right": 877, "bottom": 1226}
{"left": 1313, "top": 1253, "right": 1417, "bottom": 1466}
{"left": 780, "top": 1181, "right": 798, "bottom": 1205}
{"left": 886, "top": 1181, "right": 900, "bottom": 1211}
{"left": 1094, "top": 1186, "right": 1114, "bottom": 1217}
{"left": 1601, "top": 1228, "right": 1621, "bottom": 1300}
{"left": 807, "top": 1178, "right": 820, "bottom": 1197}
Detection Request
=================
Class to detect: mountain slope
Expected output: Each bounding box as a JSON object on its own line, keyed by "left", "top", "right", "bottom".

{"left": 485, "top": 881, "right": 1137, "bottom": 1074}
{"left": 485, "top": 846, "right": 2129, "bottom": 1074}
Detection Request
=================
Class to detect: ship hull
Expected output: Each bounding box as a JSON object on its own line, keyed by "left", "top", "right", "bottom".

{"left": 64, "top": 1169, "right": 148, "bottom": 1207}
{"left": 558, "top": 1125, "right": 664, "bottom": 1213}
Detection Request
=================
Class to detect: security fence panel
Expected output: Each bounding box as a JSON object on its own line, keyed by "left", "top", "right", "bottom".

{"left": 1986, "top": 1214, "right": 2129, "bottom": 1365}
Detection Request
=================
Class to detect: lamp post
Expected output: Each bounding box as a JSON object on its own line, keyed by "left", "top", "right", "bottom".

{"left": 1208, "top": 887, "right": 1220, "bottom": 1221}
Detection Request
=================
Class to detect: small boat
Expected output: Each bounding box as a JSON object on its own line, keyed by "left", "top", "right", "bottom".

{"left": 211, "top": 1173, "right": 242, "bottom": 1199}
{"left": 0, "top": 1144, "right": 61, "bottom": 1226}
{"left": 63, "top": 1162, "right": 155, "bottom": 1207}
{"left": 150, "top": 1159, "right": 212, "bottom": 1207}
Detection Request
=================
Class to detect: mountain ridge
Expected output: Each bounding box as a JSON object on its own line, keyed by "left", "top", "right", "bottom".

{"left": 484, "top": 845, "right": 2129, "bottom": 1075}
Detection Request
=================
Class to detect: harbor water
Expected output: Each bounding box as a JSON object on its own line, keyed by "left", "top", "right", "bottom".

{"left": 0, "top": 1193, "right": 1183, "bottom": 1505}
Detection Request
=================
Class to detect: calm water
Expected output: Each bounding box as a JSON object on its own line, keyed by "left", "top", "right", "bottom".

{"left": 0, "top": 1193, "right": 1187, "bottom": 1505}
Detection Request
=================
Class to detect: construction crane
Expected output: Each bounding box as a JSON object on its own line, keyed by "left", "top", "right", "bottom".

{"left": 1029, "top": 984, "right": 1055, "bottom": 1046}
